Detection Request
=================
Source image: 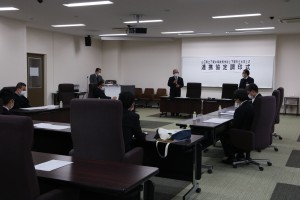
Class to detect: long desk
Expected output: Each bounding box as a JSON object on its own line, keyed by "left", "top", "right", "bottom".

{"left": 32, "top": 121, "right": 204, "bottom": 200}
{"left": 12, "top": 107, "right": 70, "bottom": 123}
{"left": 32, "top": 151, "right": 159, "bottom": 199}
{"left": 160, "top": 96, "right": 234, "bottom": 116}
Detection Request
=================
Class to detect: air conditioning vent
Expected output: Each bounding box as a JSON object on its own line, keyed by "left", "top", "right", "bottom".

{"left": 279, "top": 17, "right": 300, "bottom": 24}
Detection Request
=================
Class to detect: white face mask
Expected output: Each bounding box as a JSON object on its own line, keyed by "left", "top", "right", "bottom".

{"left": 248, "top": 94, "right": 253, "bottom": 99}
{"left": 100, "top": 87, "right": 105, "bottom": 91}
{"left": 174, "top": 73, "right": 179, "bottom": 77}
{"left": 20, "top": 90, "right": 27, "bottom": 96}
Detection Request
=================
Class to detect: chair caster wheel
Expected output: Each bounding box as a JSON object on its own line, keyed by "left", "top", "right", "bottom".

{"left": 279, "top": 136, "right": 283, "bottom": 140}
{"left": 196, "top": 188, "right": 201, "bottom": 193}
{"left": 207, "top": 169, "right": 213, "bottom": 174}
{"left": 259, "top": 166, "right": 264, "bottom": 171}
{"left": 267, "top": 162, "right": 272, "bottom": 166}
{"left": 274, "top": 147, "right": 278, "bottom": 152}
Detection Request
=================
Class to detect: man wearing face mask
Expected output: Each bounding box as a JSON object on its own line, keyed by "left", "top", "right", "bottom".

{"left": 238, "top": 69, "right": 254, "bottom": 89}
{"left": 168, "top": 69, "right": 184, "bottom": 98}
{"left": 89, "top": 67, "right": 104, "bottom": 84}
{"left": 0, "top": 89, "right": 15, "bottom": 115}
{"left": 246, "top": 83, "right": 262, "bottom": 107}
{"left": 13, "top": 82, "right": 30, "bottom": 109}
{"left": 93, "top": 80, "right": 117, "bottom": 99}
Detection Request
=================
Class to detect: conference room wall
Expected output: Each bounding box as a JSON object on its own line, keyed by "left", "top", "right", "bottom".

{"left": 26, "top": 28, "right": 102, "bottom": 104}
{"left": 0, "top": 17, "right": 27, "bottom": 89}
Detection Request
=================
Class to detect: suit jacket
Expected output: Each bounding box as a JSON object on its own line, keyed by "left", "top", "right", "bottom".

{"left": 13, "top": 93, "right": 30, "bottom": 109}
{"left": 93, "top": 87, "right": 111, "bottom": 99}
{"left": 1, "top": 107, "right": 11, "bottom": 115}
{"left": 232, "top": 100, "right": 254, "bottom": 130}
{"left": 168, "top": 76, "right": 184, "bottom": 97}
{"left": 239, "top": 76, "right": 254, "bottom": 89}
{"left": 122, "top": 109, "right": 145, "bottom": 152}
{"left": 89, "top": 73, "right": 103, "bottom": 84}
{"left": 252, "top": 93, "right": 262, "bottom": 108}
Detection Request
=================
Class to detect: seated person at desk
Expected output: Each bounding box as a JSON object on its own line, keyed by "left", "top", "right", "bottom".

{"left": 246, "top": 83, "right": 262, "bottom": 107}
{"left": 0, "top": 89, "right": 15, "bottom": 115}
{"left": 13, "top": 82, "right": 30, "bottom": 109}
{"left": 119, "top": 91, "right": 146, "bottom": 152}
{"left": 93, "top": 80, "right": 117, "bottom": 99}
{"left": 220, "top": 89, "right": 254, "bottom": 164}
{"left": 239, "top": 69, "right": 254, "bottom": 89}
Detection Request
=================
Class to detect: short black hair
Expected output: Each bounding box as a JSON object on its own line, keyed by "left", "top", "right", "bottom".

{"left": 234, "top": 89, "right": 248, "bottom": 102}
{"left": 246, "top": 83, "right": 258, "bottom": 93}
{"left": 0, "top": 89, "right": 14, "bottom": 105}
{"left": 119, "top": 91, "right": 134, "bottom": 109}
{"left": 97, "top": 79, "right": 104, "bottom": 86}
{"left": 15, "top": 82, "right": 26, "bottom": 91}
{"left": 95, "top": 68, "right": 101, "bottom": 72}
{"left": 243, "top": 69, "right": 250, "bottom": 76}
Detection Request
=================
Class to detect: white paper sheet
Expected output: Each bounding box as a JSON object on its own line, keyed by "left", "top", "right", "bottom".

{"left": 34, "top": 123, "right": 70, "bottom": 130}
{"left": 203, "top": 118, "right": 231, "bottom": 124}
{"left": 35, "top": 160, "right": 73, "bottom": 171}
{"left": 20, "top": 105, "right": 58, "bottom": 110}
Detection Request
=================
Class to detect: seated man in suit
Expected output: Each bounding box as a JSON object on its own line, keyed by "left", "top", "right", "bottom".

{"left": 0, "top": 89, "right": 15, "bottom": 115}
{"left": 13, "top": 82, "right": 30, "bottom": 109}
{"left": 93, "top": 80, "right": 117, "bottom": 99}
{"left": 220, "top": 89, "right": 254, "bottom": 164}
{"left": 119, "top": 91, "right": 146, "bottom": 152}
{"left": 239, "top": 69, "right": 254, "bottom": 89}
{"left": 246, "top": 83, "right": 262, "bottom": 107}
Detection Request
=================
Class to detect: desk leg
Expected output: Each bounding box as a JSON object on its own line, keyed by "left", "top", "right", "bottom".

{"left": 183, "top": 144, "right": 201, "bottom": 200}
{"left": 140, "top": 182, "right": 144, "bottom": 200}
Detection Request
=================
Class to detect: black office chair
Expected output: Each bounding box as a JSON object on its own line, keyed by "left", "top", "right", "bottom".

{"left": 88, "top": 83, "right": 97, "bottom": 98}
{"left": 273, "top": 87, "right": 284, "bottom": 140}
{"left": 221, "top": 83, "right": 238, "bottom": 99}
{"left": 58, "top": 83, "right": 75, "bottom": 106}
{"left": 186, "top": 82, "right": 201, "bottom": 98}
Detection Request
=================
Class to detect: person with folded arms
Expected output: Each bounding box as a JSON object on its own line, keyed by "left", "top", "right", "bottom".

{"left": 168, "top": 69, "right": 184, "bottom": 116}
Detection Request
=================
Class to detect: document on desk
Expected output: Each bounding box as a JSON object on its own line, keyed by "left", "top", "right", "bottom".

{"left": 34, "top": 123, "right": 70, "bottom": 130}
{"left": 220, "top": 110, "right": 235, "bottom": 116}
{"left": 20, "top": 105, "right": 58, "bottom": 110}
{"left": 35, "top": 160, "right": 73, "bottom": 171}
{"left": 203, "top": 118, "right": 231, "bottom": 123}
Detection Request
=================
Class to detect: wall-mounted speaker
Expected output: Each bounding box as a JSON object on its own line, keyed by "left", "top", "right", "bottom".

{"left": 85, "top": 35, "right": 92, "bottom": 46}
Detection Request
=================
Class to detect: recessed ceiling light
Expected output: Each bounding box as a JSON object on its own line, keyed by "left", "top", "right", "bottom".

{"left": 51, "top": 24, "right": 86, "bottom": 27}
{"left": 226, "top": 31, "right": 263, "bottom": 34}
{"left": 63, "top": 1, "right": 113, "bottom": 7}
{"left": 161, "top": 31, "right": 194, "bottom": 34}
{"left": 0, "top": 7, "right": 19, "bottom": 11}
{"left": 124, "top": 19, "right": 163, "bottom": 24}
{"left": 212, "top": 13, "right": 261, "bottom": 19}
{"left": 235, "top": 27, "right": 275, "bottom": 31}
{"left": 99, "top": 33, "right": 128, "bottom": 36}
{"left": 178, "top": 32, "right": 212, "bottom": 36}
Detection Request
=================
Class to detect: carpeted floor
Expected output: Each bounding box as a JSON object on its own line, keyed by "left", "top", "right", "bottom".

{"left": 137, "top": 108, "right": 300, "bottom": 200}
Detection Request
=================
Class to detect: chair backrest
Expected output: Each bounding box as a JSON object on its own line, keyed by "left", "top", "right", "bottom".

{"left": 186, "top": 82, "right": 201, "bottom": 98}
{"left": 1, "top": 86, "right": 15, "bottom": 93}
{"left": 58, "top": 83, "right": 75, "bottom": 106}
{"left": 0, "top": 115, "right": 39, "bottom": 200}
{"left": 88, "top": 83, "right": 97, "bottom": 98}
{"left": 272, "top": 90, "right": 281, "bottom": 124}
{"left": 121, "top": 85, "right": 135, "bottom": 95}
{"left": 70, "top": 99, "right": 125, "bottom": 161}
{"left": 105, "top": 80, "right": 117, "bottom": 84}
{"left": 135, "top": 88, "right": 143, "bottom": 99}
{"left": 277, "top": 87, "right": 284, "bottom": 109}
{"left": 155, "top": 88, "right": 167, "bottom": 97}
{"left": 142, "top": 88, "right": 155, "bottom": 98}
{"left": 251, "top": 96, "right": 276, "bottom": 150}
{"left": 221, "top": 83, "right": 238, "bottom": 99}
{"left": 0, "top": 99, "right": 3, "bottom": 114}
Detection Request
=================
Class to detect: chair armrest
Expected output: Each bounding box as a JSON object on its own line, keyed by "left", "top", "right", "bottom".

{"left": 229, "top": 128, "right": 255, "bottom": 151}
{"left": 36, "top": 189, "right": 64, "bottom": 200}
{"left": 123, "top": 147, "right": 143, "bottom": 165}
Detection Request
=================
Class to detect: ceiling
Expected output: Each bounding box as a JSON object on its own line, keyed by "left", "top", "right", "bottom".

{"left": 0, "top": 0, "right": 300, "bottom": 39}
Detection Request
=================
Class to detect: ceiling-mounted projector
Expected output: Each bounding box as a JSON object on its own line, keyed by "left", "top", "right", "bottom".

{"left": 128, "top": 27, "right": 147, "bottom": 34}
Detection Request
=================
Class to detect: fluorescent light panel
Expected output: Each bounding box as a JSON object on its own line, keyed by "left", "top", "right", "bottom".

{"left": 51, "top": 24, "right": 86, "bottom": 27}
{"left": 161, "top": 31, "right": 194, "bottom": 34}
{"left": 212, "top": 13, "right": 261, "bottom": 19}
{"left": 124, "top": 19, "right": 163, "bottom": 24}
{"left": 178, "top": 32, "right": 211, "bottom": 35}
{"left": 0, "top": 7, "right": 19, "bottom": 11}
{"left": 235, "top": 27, "right": 275, "bottom": 31}
{"left": 226, "top": 31, "right": 263, "bottom": 34}
{"left": 63, "top": 1, "right": 113, "bottom": 7}
{"left": 100, "top": 33, "right": 128, "bottom": 36}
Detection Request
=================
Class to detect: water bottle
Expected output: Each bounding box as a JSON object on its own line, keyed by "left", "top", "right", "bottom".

{"left": 193, "top": 111, "right": 197, "bottom": 120}
{"left": 218, "top": 105, "right": 222, "bottom": 114}
{"left": 59, "top": 101, "right": 63, "bottom": 108}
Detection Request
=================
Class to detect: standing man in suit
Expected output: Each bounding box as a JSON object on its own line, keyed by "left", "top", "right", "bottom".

{"left": 239, "top": 69, "right": 254, "bottom": 89}
{"left": 0, "top": 89, "right": 15, "bottom": 115}
{"left": 168, "top": 69, "right": 184, "bottom": 97}
{"left": 13, "top": 82, "right": 30, "bottom": 109}
{"left": 220, "top": 89, "right": 254, "bottom": 164}
{"left": 93, "top": 80, "right": 117, "bottom": 99}
{"left": 89, "top": 67, "right": 104, "bottom": 84}
{"left": 246, "top": 83, "right": 262, "bottom": 107}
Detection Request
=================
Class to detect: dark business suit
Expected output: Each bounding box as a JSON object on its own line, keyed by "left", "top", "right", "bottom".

{"left": 122, "top": 109, "right": 146, "bottom": 152}
{"left": 239, "top": 76, "right": 254, "bottom": 89}
{"left": 220, "top": 101, "right": 254, "bottom": 157}
{"left": 13, "top": 93, "right": 30, "bottom": 109}
{"left": 93, "top": 87, "right": 111, "bottom": 99}
{"left": 168, "top": 76, "right": 184, "bottom": 97}
{"left": 1, "top": 107, "right": 11, "bottom": 115}
{"left": 89, "top": 73, "right": 103, "bottom": 84}
{"left": 252, "top": 93, "right": 262, "bottom": 108}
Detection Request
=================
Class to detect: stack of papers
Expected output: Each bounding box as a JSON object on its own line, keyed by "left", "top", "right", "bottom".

{"left": 220, "top": 110, "right": 235, "bottom": 116}
{"left": 203, "top": 118, "right": 231, "bottom": 124}
{"left": 20, "top": 105, "right": 58, "bottom": 110}
{"left": 35, "top": 160, "right": 73, "bottom": 171}
{"left": 34, "top": 123, "right": 70, "bottom": 130}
